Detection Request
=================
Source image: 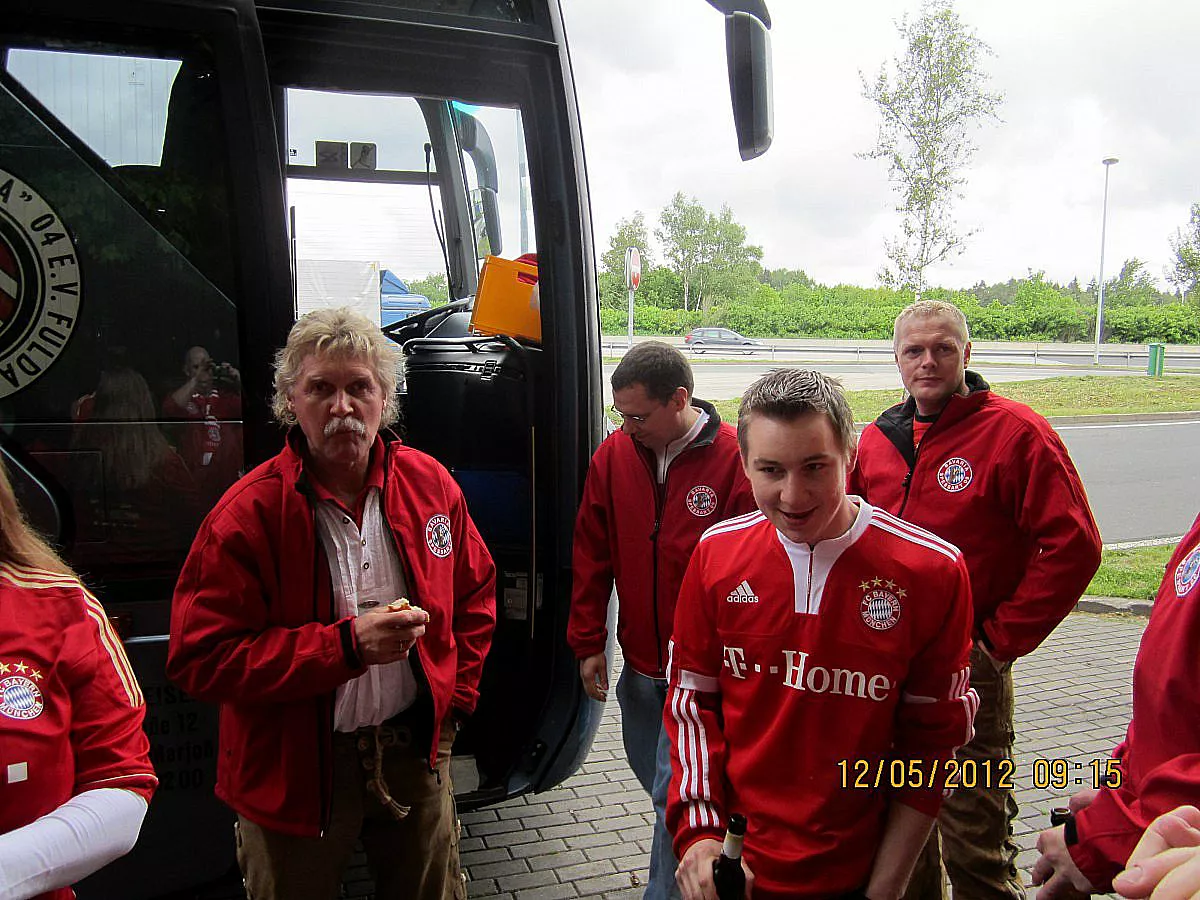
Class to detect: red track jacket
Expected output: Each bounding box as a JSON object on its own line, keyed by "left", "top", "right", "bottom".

{"left": 849, "top": 373, "right": 1101, "bottom": 661}
{"left": 1069, "top": 511, "right": 1200, "bottom": 889}
{"left": 568, "top": 400, "right": 755, "bottom": 677}
{"left": 666, "top": 503, "right": 976, "bottom": 897}
{"left": 167, "top": 433, "right": 496, "bottom": 836}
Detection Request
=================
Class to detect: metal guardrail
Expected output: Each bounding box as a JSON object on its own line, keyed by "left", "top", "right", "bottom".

{"left": 599, "top": 341, "right": 1200, "bottom": 370}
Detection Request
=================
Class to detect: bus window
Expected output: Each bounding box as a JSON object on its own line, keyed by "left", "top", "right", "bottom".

{"left": 0, "top": 40, "right": 244, "bottom": 581}
{"left": 288, "top": 90, "right": 455, "bottom": 320}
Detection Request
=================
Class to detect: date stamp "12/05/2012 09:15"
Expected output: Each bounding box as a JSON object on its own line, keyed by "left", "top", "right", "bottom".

{"left": 837, "top": 757, "right": 1124, "bottom": 791}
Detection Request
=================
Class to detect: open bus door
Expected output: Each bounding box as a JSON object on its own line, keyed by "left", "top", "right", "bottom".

{"left": 0, "top": 1, "right": 771, "bottom": 896}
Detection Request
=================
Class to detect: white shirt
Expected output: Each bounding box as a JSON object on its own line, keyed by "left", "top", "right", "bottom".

{"left": 314, "top": 488, "right": 417, "bottom": 732}
{"left": 655, "top": 408, "right": 709, "bottom": 483}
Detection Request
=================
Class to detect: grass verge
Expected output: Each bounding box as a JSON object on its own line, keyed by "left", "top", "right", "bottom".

{"left": 1086, "top": 544, "right": 1178, "bottom": 600}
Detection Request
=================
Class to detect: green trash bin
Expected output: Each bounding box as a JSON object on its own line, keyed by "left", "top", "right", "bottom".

{"left": 1147, "top": 343, "right": 1166, "bottom": 377}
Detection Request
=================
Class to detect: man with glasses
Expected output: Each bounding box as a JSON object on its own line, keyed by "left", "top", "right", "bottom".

{"left": 568, "top": 341, "right": 755, "bottom": 900}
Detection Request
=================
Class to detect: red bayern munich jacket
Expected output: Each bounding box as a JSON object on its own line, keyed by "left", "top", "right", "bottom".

{"left": 1069, "top": 510, "right": 1200, "bottom": 889}
{"left": 568, "top": 399, "right": 755, "bottom": 678}
{"left": 666, "top": 502, "right": 977, "bottom": 898}
{"left": 167, "top": 432, "right": 496, "bottom": 836}
{"left": 849, "top": 372, "right": 1101, "bottom": 661}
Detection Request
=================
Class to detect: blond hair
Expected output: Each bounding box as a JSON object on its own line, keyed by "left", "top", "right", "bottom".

{"left": 893, "top": 300, "right": 970, "bottom": 351}
{"left": 0, "top": 457, "right": 74, "bottom": 576}
{"left": 737, "top": 368, "right": 857, "bottom": 461}
{"left": 75, "top": 368, "right": 173, "bottom": 491}
{"left": 272, "top": 307, "right": 403, "bottom": 427}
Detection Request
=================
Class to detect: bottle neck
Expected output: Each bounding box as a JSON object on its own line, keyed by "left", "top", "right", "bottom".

{"left": 721, "top": 832, "right": 744, "bottom": 861}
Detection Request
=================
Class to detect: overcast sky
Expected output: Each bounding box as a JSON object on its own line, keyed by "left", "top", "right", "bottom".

{"left": 560, "top": 0, "right": 1200, "bottom": 291}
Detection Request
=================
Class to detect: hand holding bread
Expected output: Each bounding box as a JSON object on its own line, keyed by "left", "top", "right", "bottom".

{"left": 354, "top": 597, "right": 429, "bottom": 665}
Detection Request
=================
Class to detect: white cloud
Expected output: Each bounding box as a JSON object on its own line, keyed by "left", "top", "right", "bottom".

{"left": 564, "top": 0, "right": 1200, "bottom": 290}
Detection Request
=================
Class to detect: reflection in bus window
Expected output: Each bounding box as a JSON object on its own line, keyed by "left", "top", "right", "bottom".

{"left": 68, "top": 367, "right": 201, "bottom": 579}
{"left": 1, "top": 36, "right": 243, "bottom": 577}
{"left": 6, "top": 48, "right": 236, "bottom": 295}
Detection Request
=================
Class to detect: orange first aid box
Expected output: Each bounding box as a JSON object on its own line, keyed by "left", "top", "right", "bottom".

{"left": 469, "top": 255, "right": 542, "bottom": 343}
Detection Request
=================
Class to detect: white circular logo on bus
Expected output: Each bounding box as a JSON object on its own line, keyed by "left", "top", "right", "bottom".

{"left": 937, "top": 457, "right": 973, "bottom": 493}
{"left": 0, "top": 675, "right": 44, "bottom": 721}
{"left": 0, "top": 169, "right": 81, "bottom": 399}
{"left": 685, "top": 485, "right": 718, "bottom": 517}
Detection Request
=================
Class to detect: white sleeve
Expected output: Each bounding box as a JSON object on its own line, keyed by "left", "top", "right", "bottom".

{"left": 0, "top": 787, "right": 149, "bottom": 900}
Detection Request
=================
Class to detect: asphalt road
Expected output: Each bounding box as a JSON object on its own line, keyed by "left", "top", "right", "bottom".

{"left": 1057, "top": 419, "right": 1200, "bottom": 542}
{"left": 601, "top": 362, "right": 1200, "bottom": 545}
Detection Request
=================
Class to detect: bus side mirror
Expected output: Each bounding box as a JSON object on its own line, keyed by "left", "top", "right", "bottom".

{"left": 725, "top": 10, "right": 773, "bottom": 161}
{"left": 453, "top": 106, "right": 503, "bottom": 256}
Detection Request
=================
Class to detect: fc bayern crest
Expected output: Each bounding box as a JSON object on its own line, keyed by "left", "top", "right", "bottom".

{"left": 685, "top": 485, "right": 718, "bottom": 517}
{"left": 860, "top": 589, "right": 902, "bottom": 631}
{"left": 937, "top": 457, "right": 974, "bottom": 493}
{"left": 0, "top": 674, "right": 44, "bottom": 721}
{"left": 1175, "top": 542, "right": 1200, "bottom": 598}
{"left": 425, "top": 514, "right": 453, "bottom": 558}
{"left": 0, "top": 169, "right": 81, "bottom": 400}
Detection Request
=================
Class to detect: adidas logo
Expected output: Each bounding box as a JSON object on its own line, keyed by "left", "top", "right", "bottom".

{"left": 725, "top": 580, "right": 760, "bottom": 604}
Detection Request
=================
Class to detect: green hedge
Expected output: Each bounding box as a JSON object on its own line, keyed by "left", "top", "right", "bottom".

{"left": 601, "top": 281, "right": 1200, "bottom": 343}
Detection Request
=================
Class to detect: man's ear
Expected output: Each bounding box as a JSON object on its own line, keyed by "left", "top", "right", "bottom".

{"left": 672, "top": 386, "right": 690, "bottom": 411}
{"left": 964, "top": 341, "right": 972, "bottom": 367}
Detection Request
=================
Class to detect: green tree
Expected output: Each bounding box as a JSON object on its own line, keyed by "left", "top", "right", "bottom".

{"left": 761, "top": 268, "right": 814, "bottom": 291}
{"left": 600, "top": 212, "right": 654, "bottom": 282}
{"left": 1096, "top": 259, "right": 1173, "bottom": 307}
{"left": 860, "top": 0, "right": 1003, "bottom": 296}
{"left": 407, "top": 272, "right": 449, "bottom": 303}
{"left": 656, "top": 193, "right": 763, "bottom": 311}
{"left": 1166, "top": 203, "right": 1200, "bottom": 300}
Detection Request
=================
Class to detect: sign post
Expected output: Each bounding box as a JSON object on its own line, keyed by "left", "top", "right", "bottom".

{"left": 624, "top": 246, "right": 641, "bottom": 349}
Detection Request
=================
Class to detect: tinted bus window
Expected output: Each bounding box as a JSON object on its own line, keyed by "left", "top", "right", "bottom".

{"left": 0, "top": 39, "right": 243, "bottom": 583}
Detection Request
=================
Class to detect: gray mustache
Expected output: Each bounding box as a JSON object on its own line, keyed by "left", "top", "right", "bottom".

{"left": 324, "top": 416, "right": 367, "bottom": 438}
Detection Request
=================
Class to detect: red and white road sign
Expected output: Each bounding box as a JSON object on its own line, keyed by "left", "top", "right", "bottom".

{"left": 625, "top": 247, "right": 641, "bottom": 292}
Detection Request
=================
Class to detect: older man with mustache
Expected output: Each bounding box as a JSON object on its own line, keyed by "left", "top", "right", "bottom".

{"left": 168, "top": 307, "right": 497, "bottom": 900}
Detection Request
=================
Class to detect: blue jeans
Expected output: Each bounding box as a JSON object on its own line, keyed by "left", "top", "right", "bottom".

{"left": 616, "top": 666, "right": 681, "bottom": 900}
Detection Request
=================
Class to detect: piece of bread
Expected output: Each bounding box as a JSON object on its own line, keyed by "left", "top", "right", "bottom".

{"left": 387, "top": 598, "right": 427, "bottom": 617}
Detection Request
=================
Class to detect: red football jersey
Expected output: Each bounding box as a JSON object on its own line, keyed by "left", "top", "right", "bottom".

{"left": 666, "top": 501, "right": 976, "bottom": 898}
{"left": 1, "top": 562, "right": 156, "bottom": 897}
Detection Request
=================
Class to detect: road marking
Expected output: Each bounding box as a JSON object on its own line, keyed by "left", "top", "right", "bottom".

{"left": 1104, "top": 536, "right": 1183, "bottom": 551}
{"left": 1057, "top": 420, "right": 1200, "bottom": 431}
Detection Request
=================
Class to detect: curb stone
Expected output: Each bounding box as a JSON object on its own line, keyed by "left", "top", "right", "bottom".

{"left": 1077, "top": 595, "right": 1154, "bottom": 616}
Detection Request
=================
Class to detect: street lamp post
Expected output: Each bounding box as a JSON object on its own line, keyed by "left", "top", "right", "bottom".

{"left": 1094, "top": 157, "right": 1119, "bottom": 366}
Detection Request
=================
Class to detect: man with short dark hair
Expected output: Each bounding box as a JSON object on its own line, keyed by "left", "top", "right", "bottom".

{"left": 168, "top": 308, "right": 496, "bottom": 900}
{"left": 851, "top": 300, "right": 1103, "bottom": 900}
{"left": 568, "top": 340, "right": 755, "bottom": 900}
{"left": 667, "top": 368, "right": 977, "bottom": 900}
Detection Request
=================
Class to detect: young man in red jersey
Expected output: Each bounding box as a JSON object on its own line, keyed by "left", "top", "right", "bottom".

{"left": 666, "top": 368, "right": 978, "bottom": 900}
{"left": 850, "top": 300, "right": 1102, "bottom": 900}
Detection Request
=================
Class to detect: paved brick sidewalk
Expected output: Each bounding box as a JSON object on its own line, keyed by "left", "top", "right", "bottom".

{"left": 461, "top": 611, "right": 1147, "bottom": 899}
{"left": 182, "top": 610, "right": 1147, "bottom": 898}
